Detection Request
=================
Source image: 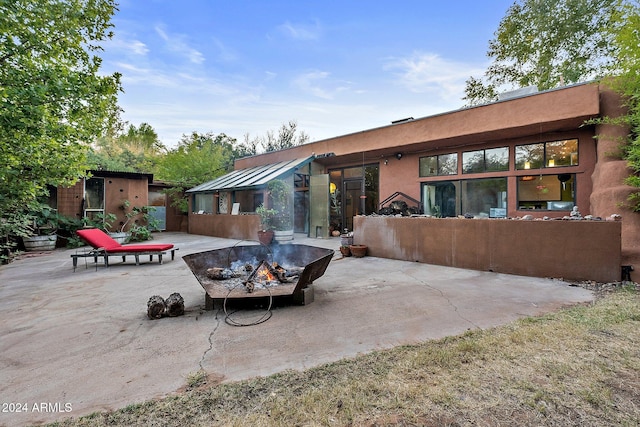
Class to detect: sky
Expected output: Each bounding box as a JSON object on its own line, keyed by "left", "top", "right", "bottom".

{"left": 100, "top": 0, "right": 516, "bottom": 148}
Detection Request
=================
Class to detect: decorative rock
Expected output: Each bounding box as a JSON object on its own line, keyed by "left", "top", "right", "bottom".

{"left": 165, "top": 292, "right": 185, "bottom": 317}
{"left": 147, "top": 295, "right": 166, "bottom": 319}
{"left": 521, "top": 215, "right": 534, "bottom": 220}
{"left": 608, "top": 213, "right": 622, "bottom": 221}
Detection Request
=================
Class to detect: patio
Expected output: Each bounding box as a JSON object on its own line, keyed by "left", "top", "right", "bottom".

{"left": 0, "top": 232, "right": 594, "bottom": 426}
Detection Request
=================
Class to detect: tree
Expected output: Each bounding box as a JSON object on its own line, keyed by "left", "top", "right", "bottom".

{"left": 155, "top": 132, "right": 254, "bottom": 212}
{"left": 605, "top": 1, "right": 640, "bottom": 209}
{"left": 463, "top": 0, "right": 623, "bottom": 105}
{"left": 0, "top": 0, "right": 121, "bottom": 242}
{"left": 245, "top": 120, "right": 310, "bottom": 153}
{"left": 89, "top": 122, "right": 166, "bottom": 173}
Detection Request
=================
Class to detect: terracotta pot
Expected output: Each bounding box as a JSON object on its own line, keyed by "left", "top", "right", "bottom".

{"left": 349, "top": 244, "right": 367, "bottom": 258}
{"left": 339, "top": 246, "right": 351, "bottom": 257}
{"left": 257, "top": 230, "right": 274, "bottom": 245}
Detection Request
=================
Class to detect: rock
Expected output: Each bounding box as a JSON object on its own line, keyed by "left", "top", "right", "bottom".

{"left": 521, "top": 215, "right": 534, "bottom": 220}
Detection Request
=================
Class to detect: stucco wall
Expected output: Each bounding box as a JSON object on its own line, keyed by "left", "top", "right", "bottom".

{"left": 354, "top": 216, "right": 621, "bottom": 283}
{"left": 188, "top": 213, "right": 260, "bottom": 240}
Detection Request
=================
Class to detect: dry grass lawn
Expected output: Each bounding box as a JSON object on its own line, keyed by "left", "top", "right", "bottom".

{"left": 47, "top": 286, "right": 639, "bottom": 427}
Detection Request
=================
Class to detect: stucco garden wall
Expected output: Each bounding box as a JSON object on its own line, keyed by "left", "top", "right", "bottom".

{"left": 188, "top": 212, "right": 259, "bottom": 241}
{"left": 354, "top": 216, "right": 621, "bottom": 283}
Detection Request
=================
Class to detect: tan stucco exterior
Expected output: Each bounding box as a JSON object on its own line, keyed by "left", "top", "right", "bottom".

{"left": 190, "top": 82, "right": 638, "bottom": 278}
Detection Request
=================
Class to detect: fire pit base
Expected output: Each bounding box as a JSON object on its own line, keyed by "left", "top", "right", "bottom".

{"left": 182, "top": 244, "right": 333, "bottom": 309}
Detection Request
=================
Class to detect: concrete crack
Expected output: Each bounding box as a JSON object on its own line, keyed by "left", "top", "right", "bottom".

{"left": 407, "top": 273, "right": 482, "bottom": 330}
{"left": 199, "top": 309, "right": 221, "bottom": 371}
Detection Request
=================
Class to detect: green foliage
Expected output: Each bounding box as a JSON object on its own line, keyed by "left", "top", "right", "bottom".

{"left": 155, "top": 132, "right": 255, "bottom": 211}
{"left": 463, "top": 0, "right": 622, "bottom": 105}
{"left": 267, "top": 179, "right": 293, "bottom": 230}
{"left": 603, "top": 2, "right": 640, "bottom": 210}
{"left": 88, "top": 122, "right": 166, "bottom": 173}
{"left": 155, "top": 132, "right": 246, "bottom": 186}
{"left": 255, "top": 203, "right": 277, "bottom": 230}
{"left": 0, "top": 0, "right": 121, "bottom": 254}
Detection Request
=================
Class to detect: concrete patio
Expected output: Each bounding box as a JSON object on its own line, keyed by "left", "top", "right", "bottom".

{"left": 0, "top": 232, "right": 594, "bottom": 426}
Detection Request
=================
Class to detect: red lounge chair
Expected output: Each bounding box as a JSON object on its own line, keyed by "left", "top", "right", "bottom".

{"left": 71, "top": 228, "right": 178, "bottom": 270}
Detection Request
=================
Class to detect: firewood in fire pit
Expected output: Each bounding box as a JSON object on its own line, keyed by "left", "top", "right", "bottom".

{"left": 244, "top": 281, "right": 255, "bottom": 293}
{"left": 147, "top": 295, "right": 166, "bottom": 319}
{"left": 165, "top": 292, "right": 185, "bottom": 317}
{"left": 206, "top": 267, "right": 238, "bottom": 280}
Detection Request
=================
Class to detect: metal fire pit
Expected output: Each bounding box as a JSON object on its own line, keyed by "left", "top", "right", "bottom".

{"left": 182, "top": 244, "right": 334, "bottom": 308}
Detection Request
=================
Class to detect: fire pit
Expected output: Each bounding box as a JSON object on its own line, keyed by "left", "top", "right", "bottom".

{"left": 182, "top": 244, "right": 334, "bottom": 309}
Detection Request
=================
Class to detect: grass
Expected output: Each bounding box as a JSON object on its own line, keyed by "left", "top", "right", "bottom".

{"left": 46, "top": 286, "right": 640, "bottom": 427}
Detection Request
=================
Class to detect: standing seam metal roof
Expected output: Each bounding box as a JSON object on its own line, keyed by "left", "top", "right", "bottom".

{"left": 186, "top": 156, "right": 314, "bottom": 193}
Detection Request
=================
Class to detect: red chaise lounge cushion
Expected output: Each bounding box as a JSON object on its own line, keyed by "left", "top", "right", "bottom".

{"left": 76, "top": 228, "right": 174, "bottom": 253}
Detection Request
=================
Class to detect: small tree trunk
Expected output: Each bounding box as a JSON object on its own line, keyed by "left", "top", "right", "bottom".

{"left": 147, "top": 295, "right": 166, "bottom": 319}
{"left": 165, "top": 292, "right": 185, "bottom": 317}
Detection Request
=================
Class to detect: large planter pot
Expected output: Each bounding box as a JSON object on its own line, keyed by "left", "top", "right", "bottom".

{"left": 274, "top": 229, "right": 294, "bottom": 242}
{"left": 109, "top": 231, "right": 130, "bottom": 244}
{"left": 257, "top": 230, "right": 274, "bottom": 245}
{"left": 23, "top": 235, "right": 57, "bottom": 251}
{"left": 349, "top": 244, "right": 368, "bottom": 258}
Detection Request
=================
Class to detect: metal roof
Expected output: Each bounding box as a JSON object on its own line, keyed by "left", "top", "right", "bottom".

{"left": 186, "top": 156, "right": 314, "bottom": 193}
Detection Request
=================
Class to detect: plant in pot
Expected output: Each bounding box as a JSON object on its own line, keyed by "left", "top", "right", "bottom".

{"left": 267, "top": 179, "right": 294, "bottom": 241}
{"left": 22, "top": 203, "right": 60, "bottom": 251}
{"left": 339, "top": 245, "right": 351, "bottom": 257}
{"left": 108, "top": 200, "right": 159, "bottom": 243}
{"left": 256, "top": 203, "right": 276, "bottom": 245}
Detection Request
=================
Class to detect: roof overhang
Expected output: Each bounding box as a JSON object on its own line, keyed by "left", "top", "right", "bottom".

{"left": 186, "top": 156, "right": 314, "bottom": 193}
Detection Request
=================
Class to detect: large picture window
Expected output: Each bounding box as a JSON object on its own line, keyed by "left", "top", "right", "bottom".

{"left": 419, "top": 153, "right": 457, "bottom": 176}
{"left": 517, "top": 174, "right": 575, "bottom": 210}
{"left": 462, "top": 147, "right": 509, "bottom": 174}
{"left": 516, "top": 139, "right": 578, "bottom": 170}
{"left": 422, "top": 177, "right": 507, "bottom": 218}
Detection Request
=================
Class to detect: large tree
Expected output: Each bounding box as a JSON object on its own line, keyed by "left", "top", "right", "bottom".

{"left": 0, "top": 0, "right": 121, "bottom": 221}
{"left": 607, "top": 1, "right": 640, "bottom": 208}
{"left": 463, "top": 0, "right": 623, "bottom": 105}
{"left": 155, "top": 132, "right": 255, "bottom": 212}
{"left": 89, "top": 122, "right": 166, "bottom": 173}
{"left": 245, "top": 120, "right": 310, "bottom": 153}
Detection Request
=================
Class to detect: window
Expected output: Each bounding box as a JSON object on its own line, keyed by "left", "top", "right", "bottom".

{"left": 419, "top": 153, "right": 457, "bottom": 176}
{"left": 462, "top": 147, "right": 509, "bottom": 174}
{"left": 516, "top": 139, "right": 578, "bottom": 170}
{"left": 517, "top": 174, "right": 575, "bottom": 210}
{"left": 194, "top": 193, "right": 213, "bottom": 213}
{"left": 84, "top": 177, "right": 104, "bottom": 221}
{"left": 461, "top": 178, "right": 507, "bottom": 217}
{"left": 422, "top": 177, "right": 507, "bottom": 218}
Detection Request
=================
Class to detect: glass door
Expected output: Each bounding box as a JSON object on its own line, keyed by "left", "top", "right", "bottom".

{"left": 343, "top": 180, "right": 363, "bottom": 231}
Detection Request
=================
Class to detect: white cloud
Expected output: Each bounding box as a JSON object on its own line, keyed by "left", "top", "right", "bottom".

{"left": 384, "top": 51, "right": 484, "bottom": 99}
{"left": 278, "top": 20, "right": 322, "bottom": 40}
{"left": 155, "top": 24, "right": 205, "bottom": 64}
{"left": 292, "top": 71, "right": 350, "bottom": 100}
{"left": 104, "top": 34, "right": 149, "bottom": 56}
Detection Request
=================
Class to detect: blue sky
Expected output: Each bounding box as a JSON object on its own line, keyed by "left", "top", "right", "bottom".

{"left": 101, "top": 1, "right": 515, "bottom": 148}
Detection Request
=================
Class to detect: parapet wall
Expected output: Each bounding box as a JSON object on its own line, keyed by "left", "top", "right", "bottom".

{"left": 188, "top": 213, "right": 259, "bottom": 241}
{"left": 354, "top": 216, "right": 622, "bottom": 283}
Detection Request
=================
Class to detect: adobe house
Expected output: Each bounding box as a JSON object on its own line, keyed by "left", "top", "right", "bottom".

{"left": 53, "top": 170, "right": 185, "bottom": 233}
{"left": 188, "top": 82, "right": 634, "bottom": 282}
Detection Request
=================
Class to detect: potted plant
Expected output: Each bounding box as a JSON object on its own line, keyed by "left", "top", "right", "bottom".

{"left": 255, "top": 203, "right": 276, "bottom": 245}
{"left": 108, "top": 200, "right": 159, "bottom": 243}
{"left": 22, "top": 203, "right": 60, "bottom": 251}
{"left": 267, "top": 179, "right": 294, "bottom": 241}
{"left": 339, "top": 245, "right": 351, "bottom": 257}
